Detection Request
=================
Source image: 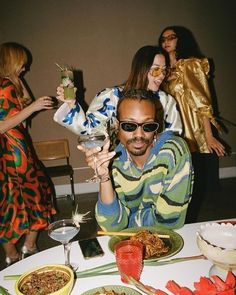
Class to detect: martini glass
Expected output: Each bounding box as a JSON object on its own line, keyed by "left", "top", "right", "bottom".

{"left": 78, "top": 131, "right": 107, "bottom": 183}
{"left": 48, "top": 219, "right": 80, "bottom": 269}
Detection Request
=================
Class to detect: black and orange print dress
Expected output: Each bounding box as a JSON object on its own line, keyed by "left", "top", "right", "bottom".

{"left": 0, "top": 78, "right": 56, "bottom": 244}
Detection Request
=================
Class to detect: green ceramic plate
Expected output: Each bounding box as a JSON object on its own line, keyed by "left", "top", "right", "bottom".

{"left": 108, "top": 226, "right": 184, "bottom": 262}
{"left": 81, "top": 285, "right": 141, "bottom": 295}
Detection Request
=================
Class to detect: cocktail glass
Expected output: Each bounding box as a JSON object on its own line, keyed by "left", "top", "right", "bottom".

{"left": 78, "top": 132, "right": 107, "bottom": 183}
{"left": 61, "top": 69, "right": 75, "bottom": 100}
{"left": 48, "top": 219, "right": 80, "bottom": 269}
{"left": 115, "top": 240, "right": 144, "bottom": 283}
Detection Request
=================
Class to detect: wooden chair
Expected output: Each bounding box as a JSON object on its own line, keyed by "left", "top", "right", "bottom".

{"left": 33, "top": 139, "right": 75, "bottom": 204}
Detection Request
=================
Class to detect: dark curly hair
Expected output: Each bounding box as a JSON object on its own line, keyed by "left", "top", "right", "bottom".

{"left": 158, "top": 25, "right": 204, "bottom": 60}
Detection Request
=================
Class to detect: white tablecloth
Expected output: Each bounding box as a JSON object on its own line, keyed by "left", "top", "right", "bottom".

{"left": 0, "top": 219, "right": 235, "bottom": 294}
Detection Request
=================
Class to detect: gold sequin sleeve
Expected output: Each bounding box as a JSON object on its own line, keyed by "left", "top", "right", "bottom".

{"left": 183, "top": 58, "right": 221, "bottom": 131}
{"left": 162, "top": 58, "right": 221, "bottom": 153}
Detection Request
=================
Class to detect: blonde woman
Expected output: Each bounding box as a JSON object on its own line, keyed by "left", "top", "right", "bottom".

{"left": 0, "top": 42, "right": 56, "bottom": 267}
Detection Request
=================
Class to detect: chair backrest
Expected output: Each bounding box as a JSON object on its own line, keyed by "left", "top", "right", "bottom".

{"left": 33, "top": 139, "right": 70, "bottom": 161}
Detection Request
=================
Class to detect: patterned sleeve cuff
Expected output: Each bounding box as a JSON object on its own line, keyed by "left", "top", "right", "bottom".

{"left": 97, "top": 193, "right": 119, "bottom": 216}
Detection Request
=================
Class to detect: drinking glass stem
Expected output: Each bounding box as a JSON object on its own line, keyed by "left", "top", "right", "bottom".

{"left": 63, "top": 242, "right": 72, "bottom": 266}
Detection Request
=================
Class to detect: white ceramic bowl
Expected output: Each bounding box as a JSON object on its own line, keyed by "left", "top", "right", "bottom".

{"left": 196, "top": 222, "right": 236, "bottom": 271}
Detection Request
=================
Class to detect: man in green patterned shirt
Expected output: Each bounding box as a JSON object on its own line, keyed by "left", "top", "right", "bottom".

{"left": 78, "top": 89, "right": 193, "bottom": 230}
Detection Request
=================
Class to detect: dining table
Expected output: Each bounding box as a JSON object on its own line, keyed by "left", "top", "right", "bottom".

{"left": 0, "top": 218, "right": 235, "bottom": 294}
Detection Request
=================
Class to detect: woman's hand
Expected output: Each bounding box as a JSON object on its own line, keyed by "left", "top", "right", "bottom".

{"left": 29, "top": 96, "right": 55, "bottom": 112}
{"left": 206, "top": 135, "right": 226, "bottom": 156}
{"left": 56, "top": 85, "right": 76, "bottom": 105}
{"left": 202, "top": 116, "right": 226, "bottom": 156}
{"left": 77, "top": 139, "right": 116, "bottom": 178}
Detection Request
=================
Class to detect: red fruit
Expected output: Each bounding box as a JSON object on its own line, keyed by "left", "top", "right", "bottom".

{"left": 179, "top": 287, "right": 195, "bottom": 294}
{"left": 194, "top": 277, "right": 217, "bottom": 292}
{"left": 166, "top": 280, "right": 181, "bottom": 294}
{"left": 217, "top": 290, "right": 235, "bottom": 295}
{"left": 225, "top": 271, "right": 236, "bottom": 289}
{"left": 211, "top": 275, "right": 229, "bottom": 291}
{"left": 155, "top": 290, "right": 169, "bottom": 295}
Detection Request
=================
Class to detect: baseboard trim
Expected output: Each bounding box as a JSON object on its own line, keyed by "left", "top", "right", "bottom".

{"left": 219, "top": 166, "right": 236, "bottom": 179}
{"left": 55, "top": 182, "right": 99, "bottom": 197}
{"left": 55, "top": 166, "right": 236, "bottom": 197}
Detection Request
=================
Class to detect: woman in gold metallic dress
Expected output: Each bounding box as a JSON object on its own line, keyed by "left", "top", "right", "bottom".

{"left": 158, "top": 26, "right": 226, "bottom": 222}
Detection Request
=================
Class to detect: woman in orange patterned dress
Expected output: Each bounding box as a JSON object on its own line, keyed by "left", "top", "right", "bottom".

{"left": 0, "top": 42, "right": 56, "bottom": 267}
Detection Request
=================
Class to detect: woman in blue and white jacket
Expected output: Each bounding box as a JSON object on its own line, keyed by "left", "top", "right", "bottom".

{"left": 54, "top": 45, "right": 182, "bottom": 137}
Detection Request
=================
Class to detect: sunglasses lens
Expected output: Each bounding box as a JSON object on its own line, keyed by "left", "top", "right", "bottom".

{"left": 120, "top": 122, "right": 159, "bottom": 132}
{"left": 120, "top": 122, "right": 137, "bottom": 132}
{"left": 143, "top": 123, "right": 159, "bottom": 132}
{"left": 161, "top": 34, "right": 177, "bottom": 43}
{"left": 151, "top": 68, "right": 161, "bottom": 77}
{"left": 150, "top": 68, "right": 166, "bottom": 77}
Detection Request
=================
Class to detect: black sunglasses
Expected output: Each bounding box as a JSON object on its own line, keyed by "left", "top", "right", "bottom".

{"left": 160, "top": 34, "right": 177, "bottom": 43}
{"left": 119, "top": 121, "right": 159, "bottom": 133}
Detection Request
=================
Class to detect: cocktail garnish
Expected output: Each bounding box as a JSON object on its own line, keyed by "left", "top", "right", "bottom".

{"left": 55, "top": 62, "right": 65, "bottom": 71}
{"left": 72, "top": 205, "right": 91, "bottom": 227}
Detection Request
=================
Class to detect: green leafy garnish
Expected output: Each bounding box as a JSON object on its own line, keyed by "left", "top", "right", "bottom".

{"left": 0, "top": 286, "right": 11, "bottom": 295}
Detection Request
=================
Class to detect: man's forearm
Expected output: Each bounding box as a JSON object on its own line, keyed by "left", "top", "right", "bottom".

{"left": 99, "top": 179, "right": 115, "bottom": 204}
